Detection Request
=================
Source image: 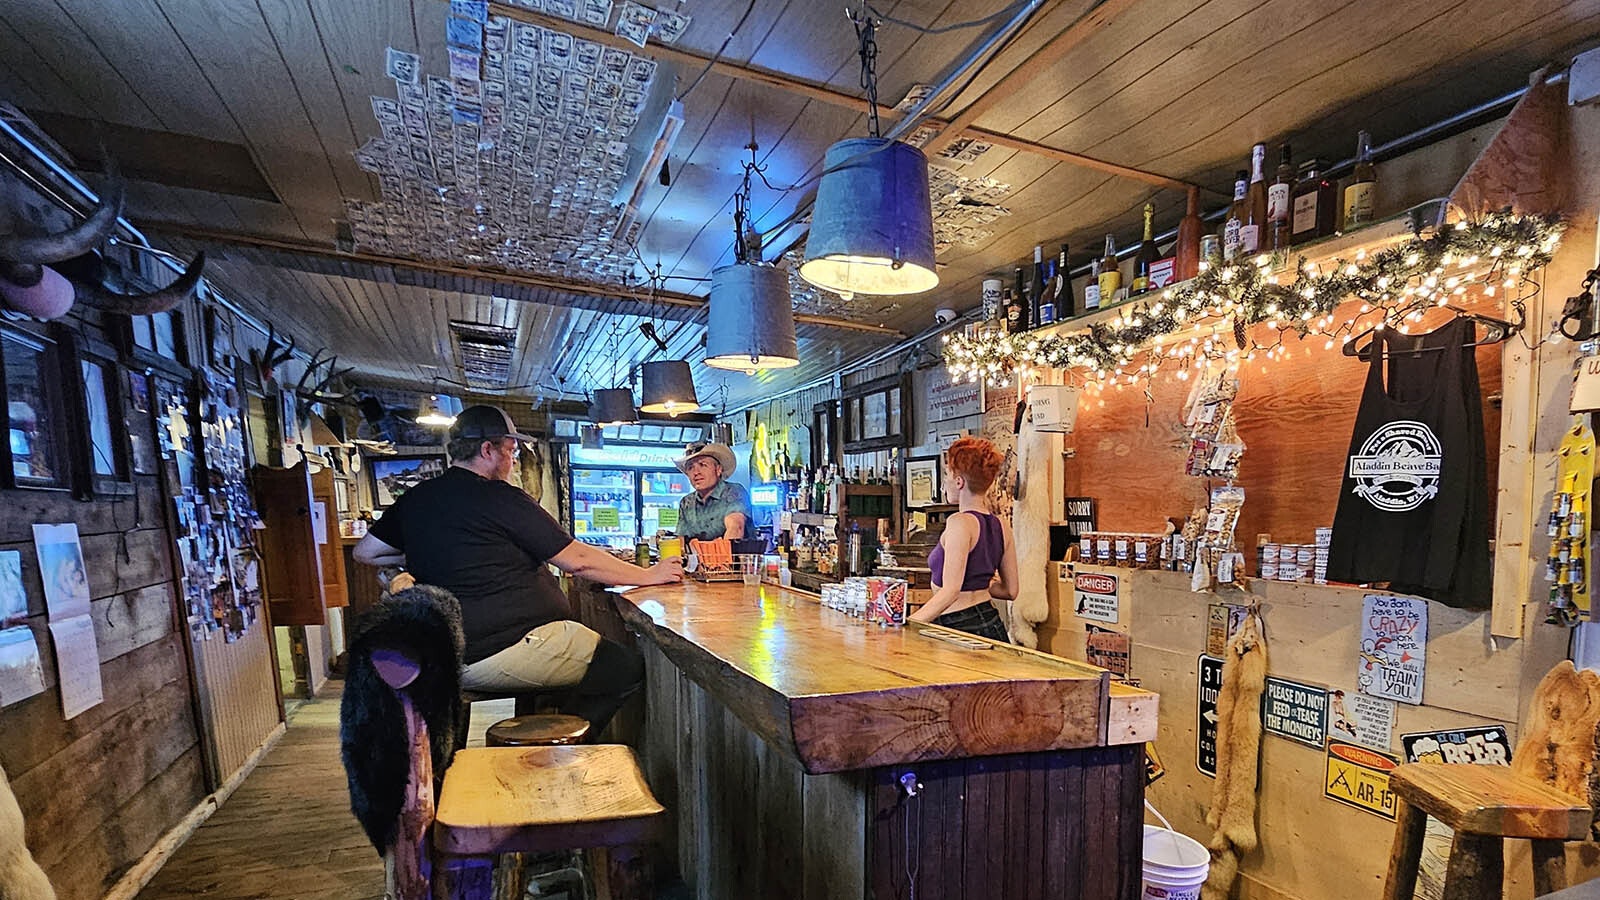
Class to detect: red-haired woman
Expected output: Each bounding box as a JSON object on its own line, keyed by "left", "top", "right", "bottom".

{"left": 909, "top": 436, "right": 1017, "bottom": 641}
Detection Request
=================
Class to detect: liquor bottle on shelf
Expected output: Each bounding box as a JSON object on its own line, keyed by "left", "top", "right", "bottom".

{"left": 1051, "top": 243, "right": 1072, "bottom": 321}
{"left": 1291, "top": 159, "right": 1337, "bottom": 245}
{"left": 1037, "top": 250, "right": 1058, "bottom": 326}
{"left": 1132, "top": 202, "right": 1159, "bottom": 295}
{"left": 1012, "top": 265, "right": 1029, "bottom": 332}
{"left": 1003, "top": 287, "right": 1021, "bottom": 333}
{"left": 1342, "top": 130, "right": 1377, "bottom": 229}
{"left": 1241, "top": 143, "right": 1267, "bottom": 255}
{"left": 1029, "top": 245, "right": 1047, "bottom": 326}
{"left": 1175, "top": 186, "right": 1202, "bottom": 282}
{"left": 1097, "top": 234, "right": 1121, "bottom": 303}
{"left": 1084, "top": 257, "right": 1102, "bottom": 311}
{"left": 1268, "top": 143, "right": 1293, "bottom": 251}
{"left": 1221, "top": 169, "right": 1248, "bottom": 262}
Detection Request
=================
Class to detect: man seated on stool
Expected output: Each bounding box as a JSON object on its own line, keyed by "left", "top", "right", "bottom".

{"left": 354, "top": 405, "right": 682, "bottom": 736}
{"left": 673, "top": 441, "right": 753, "bottom": 542}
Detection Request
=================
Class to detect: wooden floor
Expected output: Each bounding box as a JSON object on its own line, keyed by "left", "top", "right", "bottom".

{"left": 138, "top": 680, "right": 512, "bottom": 900}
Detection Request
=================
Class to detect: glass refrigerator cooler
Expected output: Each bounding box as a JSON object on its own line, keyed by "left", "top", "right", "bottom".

{"left": 568, "top": 444, "right": 691, "bottom": 550}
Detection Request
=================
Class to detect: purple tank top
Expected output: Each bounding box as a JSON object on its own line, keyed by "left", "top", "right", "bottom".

{"left": 929, "top": 511, "right": 1004, "bottom": 590}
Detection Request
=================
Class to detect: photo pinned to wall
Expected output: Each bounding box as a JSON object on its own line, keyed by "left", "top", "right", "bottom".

{"left": 0, "top": 550, "right": 24, "bottom": 626}
{"left": 32, "top": 523, "right": 90, "bottom": 620}
{"left": 905, "top": 456, "right": 941, "bottom": 507}
{"left": 126, "top": 370, "right": 158, "bottom": 475}
{"left": 0, "top": 545, "right": 44, "bottom": 706}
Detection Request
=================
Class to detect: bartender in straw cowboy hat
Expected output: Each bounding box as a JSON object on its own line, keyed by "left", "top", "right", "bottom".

{"left": 673, "top": 440, "right": 754, "bottom": 542}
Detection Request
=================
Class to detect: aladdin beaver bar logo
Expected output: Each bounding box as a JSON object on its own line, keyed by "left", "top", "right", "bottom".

{"left": 1347, "top": 420, "right": 1443, "bottom": 513}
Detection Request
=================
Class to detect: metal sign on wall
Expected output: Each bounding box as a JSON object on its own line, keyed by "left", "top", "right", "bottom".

{"left": 1197, "top": 654, "right": 1223, "bottom": 777}
{"left": 1262, "top": 677, "right": 1329, "bottom": 748}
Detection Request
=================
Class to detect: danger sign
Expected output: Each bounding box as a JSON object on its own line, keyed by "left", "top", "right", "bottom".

{"left": 1073, "top": 571, "right": 1120, "bottom": 624}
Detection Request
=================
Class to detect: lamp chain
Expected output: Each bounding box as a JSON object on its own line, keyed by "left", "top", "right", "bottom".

{"left": 851, "top": 7, "right": 881, "bottom": 138}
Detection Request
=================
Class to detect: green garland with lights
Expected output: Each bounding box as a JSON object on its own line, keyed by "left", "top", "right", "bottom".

{"left": 943, "top": 212, "right": 1564, "bottom": 386}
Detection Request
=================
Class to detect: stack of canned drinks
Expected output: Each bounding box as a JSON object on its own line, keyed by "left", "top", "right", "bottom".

{"left": 820, "top": 576, "right": 909, "bottom": 627}
{"left": 1257, "top": 528, "right": 1333, "bottom": 584}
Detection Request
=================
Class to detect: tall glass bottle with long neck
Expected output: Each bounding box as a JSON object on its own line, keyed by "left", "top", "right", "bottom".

{"left": 1097, "top": 235, "right": 1120, "bottom": 304}
{"left": 1342, "top": 130, "right": 1377, "bottom": 229}
{"left": 1132, "top": 202, "right": 1159, "bottom": 295}
{"left": 1268, "top": 143, "right": 1293, "bottom": 251}
{"left": 1029, "top": 246, "right": 1047, "bottom": 327}
{"left": 1221, "top": 169, "right": 1248, "bottom": 262}
{"left": 1012, "top": 265, "right": 1029, "bottom": 332}
{"left": 1240, "top": 143, "right": 1267, "bottom": 254}
{"left": 1175, "top": 186, "right": 1202, "bottom": 281}
{"left": 1052, "top": 243, "right": 1072, "bottom": 320}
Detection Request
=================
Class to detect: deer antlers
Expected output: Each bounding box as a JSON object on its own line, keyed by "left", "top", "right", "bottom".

{"left": 294, "top": 349, "right": 355, "bottom": 404}
{"left": 251, "top": 322, "right": 296, "bottom": 385}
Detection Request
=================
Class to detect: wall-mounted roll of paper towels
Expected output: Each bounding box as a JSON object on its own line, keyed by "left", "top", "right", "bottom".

{"left": 1027, "top": 384, "right": 1080, "bottom": 433}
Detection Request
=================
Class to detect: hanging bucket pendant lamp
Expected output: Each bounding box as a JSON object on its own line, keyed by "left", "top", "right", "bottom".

{"left": 589, "top": 387, "right": 636, "bottom": 426}
{"left": 417, "top": 394, "right": 460, "bottom": 427}
{"left": 639, "top": 360, "right": 700, "bottom": 416}
{"left": 705, "top": 262, "right": 798, "bottom": 370}
{"left": 800, "top": 137, "right": 938, "bottom": 298}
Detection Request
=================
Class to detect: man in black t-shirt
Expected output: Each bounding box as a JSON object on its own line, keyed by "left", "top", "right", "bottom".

{"left": 354, "top": 405, "right": 681, "bottom": 734}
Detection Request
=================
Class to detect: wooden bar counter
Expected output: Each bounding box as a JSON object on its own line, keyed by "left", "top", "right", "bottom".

{"left": 581, "top": 579, "right": 1159, "bottom": 900}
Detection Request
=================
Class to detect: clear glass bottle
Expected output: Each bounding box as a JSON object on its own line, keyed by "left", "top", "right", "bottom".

{"left": 1342, "top": 130, "right": 1377, "bottom": 229}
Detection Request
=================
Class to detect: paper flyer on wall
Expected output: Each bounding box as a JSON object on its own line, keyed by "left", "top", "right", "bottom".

{"left": 48, "top": 616, "right": 102, "bottom": 719}
{"left": 1329, "top": 689, "right": 1396, "bottom": 750}
{"left": 32, "top": 523, "right": 92, "bottom": 621}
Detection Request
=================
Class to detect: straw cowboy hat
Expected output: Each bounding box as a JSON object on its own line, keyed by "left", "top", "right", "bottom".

{"left": 673, "top": 441, "right": 736, "bottom": 476}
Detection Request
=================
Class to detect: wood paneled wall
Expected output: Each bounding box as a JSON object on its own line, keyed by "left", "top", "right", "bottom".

{"left": 0, "top": 168, "right": 283, "bottom": 897}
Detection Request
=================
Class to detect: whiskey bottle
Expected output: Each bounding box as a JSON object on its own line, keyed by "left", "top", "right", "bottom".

{"left": 1268, "top": 143, "right": 1293, "bottom": 251}
{"left": 1097, "top": 235, "right": 1121, "bottom": 303}
{"left": 1221, "top": 169, "right": 1248, "bottom": 262}
{"left": 1290, "top": 159, "right": 1337, "bottom": 245}
{"left": 1003, "top": 287, "right": 1022, "bottom": 333}
{"left": 1240, "top": 143, "right": 1267, "bottom": 255}
{"left": 1012, "top": 265, "right": 1029, "bottom": 331}
{"left": 1342, "top": 130, "right": 1377, "bottom": 229}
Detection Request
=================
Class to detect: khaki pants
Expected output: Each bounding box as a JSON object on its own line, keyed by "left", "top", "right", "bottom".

{"left": 459, "top": 619, "right": 602, "bottom": 692}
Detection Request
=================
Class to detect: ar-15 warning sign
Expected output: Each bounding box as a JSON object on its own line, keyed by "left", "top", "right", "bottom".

{"left": 1325, "top": 739, "right": 1399, "bottom": 819}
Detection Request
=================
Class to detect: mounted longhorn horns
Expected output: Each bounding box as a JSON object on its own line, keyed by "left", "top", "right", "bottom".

{"left": 0, "top": 159, "right": 124, "bottom": 319}
{"left": 0, "top": 155, "right": 207, "bottom": 319}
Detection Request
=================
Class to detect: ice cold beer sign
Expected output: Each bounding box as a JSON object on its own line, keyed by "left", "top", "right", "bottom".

{"left": 1359, "top": 594, "right": 1427, "bottom": 705}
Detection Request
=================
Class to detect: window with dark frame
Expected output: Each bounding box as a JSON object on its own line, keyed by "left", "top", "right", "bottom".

{"left": 840, "top": 374, "right": 910, "bottom": 453}
{"left": 1, "top": 328, "right": 70, "bottom": 489}
{"left": 80, "top": 356, "right": 131, "bottom": 486}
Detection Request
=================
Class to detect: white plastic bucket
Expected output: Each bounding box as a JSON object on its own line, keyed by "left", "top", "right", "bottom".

{"left": 1141, "top": 823, "right": 1209, "bottom": 900}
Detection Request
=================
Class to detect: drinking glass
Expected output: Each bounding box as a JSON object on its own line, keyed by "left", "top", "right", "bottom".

{"left": 739, "top": 554, "right": 761, "bottom": 586}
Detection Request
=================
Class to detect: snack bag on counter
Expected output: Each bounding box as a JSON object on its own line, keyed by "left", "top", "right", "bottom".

{"left": 870, "top": 579, "right": 908, "bottom": 627}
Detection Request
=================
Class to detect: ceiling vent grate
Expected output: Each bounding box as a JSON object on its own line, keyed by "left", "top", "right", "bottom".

{"left": 449, "top": 320, "right": 516, "bottom": 390}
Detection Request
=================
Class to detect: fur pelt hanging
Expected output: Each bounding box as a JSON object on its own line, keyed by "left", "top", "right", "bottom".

{"left": 340, "top": 584, "right": 465, "bottom": 853}
{"left": 1203, "top": 607, "right": 1269, "bottom": 900}
{"left": 1511, "top": 660, "right": 1600, "bottom": 823}
{"left": 1009, "top": 415, "right": 1052, "bottom": 648}
{"left": 0, "top": 760, "right": 54, "bottom": 899}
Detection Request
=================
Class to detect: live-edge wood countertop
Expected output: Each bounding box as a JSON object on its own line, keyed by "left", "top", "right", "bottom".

{"left": 610, "top": 581, "right": 1157, "bottom": 775}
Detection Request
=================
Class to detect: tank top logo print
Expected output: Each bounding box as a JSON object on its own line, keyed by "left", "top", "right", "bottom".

{"left": 1347, "top": 420, "right": 1444, "bottom": 512}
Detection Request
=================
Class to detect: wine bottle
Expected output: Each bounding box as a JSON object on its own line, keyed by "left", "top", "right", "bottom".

{"left": 1012, "top": 266, "right": 1029, "bottom": 331}
{"left": 1175, "top": 186, "right": 1201, "bottom": 282}
{"left": 1003, "top": 287, "right": 1022, "bottom": 333}
{"left": 1132, "top": 202, "right": 1159, "bottom": 295}
{"left": 1029, "top": 245, "right": 1047, "bottom": 326}
{"left": 1240, "top": 143, "right": 1267, "bottom": 255}
{"left": 1050, "top": 243, "right": 1071, "bottom": 321}
{"left": 1268, "top": 143, "right": 1293, "bottom": 251}
{"left": 1343, "top": 130, "right": 1377, "bottom": 229}
{"left": 1097, "top": 235, "right": 1120, "bottom": 303}
{"left": 1222, "top": 169, "right": 1248, "bottom": 262}
{"left": 1291, "top": 159, "right": 1337, "bottom": 245}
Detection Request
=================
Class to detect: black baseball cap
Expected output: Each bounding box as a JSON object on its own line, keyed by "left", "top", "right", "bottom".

{"left": 449, "top": 405, "right": 537, "bottom": 443}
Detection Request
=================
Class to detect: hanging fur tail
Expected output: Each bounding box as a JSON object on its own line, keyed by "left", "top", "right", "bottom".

{"left": 1202, "top": 608, "right": 1269, "bottom": 900}
{"left": 0, "top": 761, "right": 54, "bottom": 900}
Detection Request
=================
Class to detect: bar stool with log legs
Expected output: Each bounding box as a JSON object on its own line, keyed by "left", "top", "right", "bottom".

{"left": 1382, "top": 763, "right": 1592, "bottom": 900}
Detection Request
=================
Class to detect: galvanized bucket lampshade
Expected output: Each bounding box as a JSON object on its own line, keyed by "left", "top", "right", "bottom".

{"left": 416, "top": 394, "right": 460, "bottom": 427}
{"left": 639, "top": 360, "right": 700, "bottom": 416}
{"left": 800, "top": 137, "right": 938, "bottom": 297}
{"left": 590, "top": 387, "right": 637, "bottom": 426}
{"left": 705, "top": 262, "right": 798, "bottom": 371}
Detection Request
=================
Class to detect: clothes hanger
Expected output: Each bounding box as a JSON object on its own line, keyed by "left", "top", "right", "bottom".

{"left": 1342, "top": 304, "right": 1521, "bottom": 360}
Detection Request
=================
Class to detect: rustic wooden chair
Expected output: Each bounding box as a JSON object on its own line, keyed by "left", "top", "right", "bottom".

{"left": 1381, "top": 763, "right": 1592, "bottom": 900}
{"left": 372, "top": 647, "right": 663, "bottom": 900}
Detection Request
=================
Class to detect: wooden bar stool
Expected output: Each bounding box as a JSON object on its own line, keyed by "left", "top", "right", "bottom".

{"left": 1383, "top": 763, "right": 1592, "bottom": 900}
{"left": 433, "top": 745, "right": 666, "bottom": 900}
{"left": 485, "top": 714, "right": 590, "bottom": 747}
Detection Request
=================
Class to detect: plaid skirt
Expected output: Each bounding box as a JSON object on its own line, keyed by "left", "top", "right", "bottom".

{"left": 934, "top": 601, "right": 1010, "bottom": 643}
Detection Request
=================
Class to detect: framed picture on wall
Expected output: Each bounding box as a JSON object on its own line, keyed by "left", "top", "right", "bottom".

{"left": 905, "top": 457, "right": 941, "bottom": 507}
{"left": 369, "top": 454, "right": 446, "bottom": 507}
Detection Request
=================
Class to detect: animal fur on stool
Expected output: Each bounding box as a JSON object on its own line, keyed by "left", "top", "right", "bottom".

{"left": 1511, "top": 660, "right": 1600, "bottom": 826}
{"left": 340, "top": 584, "right": 465, "bottom": 853}
{"left": 0, "top": 761, "right": 54, "bottom": 899}
{"left": 1203, "top": 609, "right": 1269, "bottom": 900}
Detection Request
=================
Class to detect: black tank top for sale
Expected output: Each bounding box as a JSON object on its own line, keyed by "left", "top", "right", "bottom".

{"left": 1326, "top": 317, "right": 1491, "bottom": 608}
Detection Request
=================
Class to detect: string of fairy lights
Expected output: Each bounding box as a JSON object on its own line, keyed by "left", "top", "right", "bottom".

{"left": 942, "top": 212, "right": 1565, "bottom": 392}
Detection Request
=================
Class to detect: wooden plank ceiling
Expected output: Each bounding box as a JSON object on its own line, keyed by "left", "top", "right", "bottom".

{"left": 1, "top": 0, "right": 1597, "bottom": 413}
